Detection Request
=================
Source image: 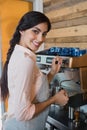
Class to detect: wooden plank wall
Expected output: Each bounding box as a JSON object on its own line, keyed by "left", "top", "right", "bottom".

{"left": 43, "top": 0, "right": 87, "bottom": 49}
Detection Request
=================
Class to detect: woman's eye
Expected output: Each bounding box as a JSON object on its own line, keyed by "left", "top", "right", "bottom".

{"left": 43, "top": 33, "right": 47, "bottom": 37}
{"left": 32, "top": 30, "right": 39, "bottom": 34}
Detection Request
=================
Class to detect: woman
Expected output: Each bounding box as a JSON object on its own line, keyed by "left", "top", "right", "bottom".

{"left": 1, "top": 11, "right": 69, "bottom": 130}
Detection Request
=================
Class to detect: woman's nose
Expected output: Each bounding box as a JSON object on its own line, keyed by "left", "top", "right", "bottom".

{"left": 37, "top": 34, "right": 44, "bottom": 42}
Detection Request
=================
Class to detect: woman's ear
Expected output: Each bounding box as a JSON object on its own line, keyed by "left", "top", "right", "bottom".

{"left": 19, "top": 30, "right": 24, "bottom": 35}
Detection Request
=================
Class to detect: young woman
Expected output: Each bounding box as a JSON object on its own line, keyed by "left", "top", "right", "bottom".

{"left": 1, "top": 11, "right": 69, "bottom": 130}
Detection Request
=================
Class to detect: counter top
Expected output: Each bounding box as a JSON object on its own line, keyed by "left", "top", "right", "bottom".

{"left": 47, "top": 105, "right": 87, "bottom": 130}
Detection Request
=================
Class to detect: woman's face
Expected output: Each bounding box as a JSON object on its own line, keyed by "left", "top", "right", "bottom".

{"left": 19, "top": 22, "right": 48, "bottom": 52}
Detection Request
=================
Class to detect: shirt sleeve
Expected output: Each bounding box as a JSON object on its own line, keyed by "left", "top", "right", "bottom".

{"left": 13, "top": 55, "right": 35, "bottom": 121}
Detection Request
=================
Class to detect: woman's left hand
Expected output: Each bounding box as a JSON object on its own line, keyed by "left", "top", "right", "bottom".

{"left": 50, "top": 56, "right": 62, "bottom": 75}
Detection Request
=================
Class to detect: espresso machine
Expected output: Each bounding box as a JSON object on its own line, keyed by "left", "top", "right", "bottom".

{"left": 36, "top": 47, "right": 87, "bottom": 129}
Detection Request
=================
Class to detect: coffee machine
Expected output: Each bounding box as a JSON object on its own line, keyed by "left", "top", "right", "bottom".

{"left": 36, "top": 47, "right": 87, "bottom": 126}
{"left": 36, "top": 47, "right": 87, "bottom": 91}
{"left": 65, "top": 53, "right": 87, "bottom": 126}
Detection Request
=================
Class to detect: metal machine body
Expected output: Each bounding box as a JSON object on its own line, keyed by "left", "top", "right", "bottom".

{"left": 36, "top": 50, "right": 87, "bottom": 92}
{"left": 36, "top": 47, "right": 87, "bottom": 123}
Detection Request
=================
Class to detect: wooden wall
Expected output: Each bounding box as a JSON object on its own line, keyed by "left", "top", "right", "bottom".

{"left": 43, "top": 0, "right": 87, "bottom": 49}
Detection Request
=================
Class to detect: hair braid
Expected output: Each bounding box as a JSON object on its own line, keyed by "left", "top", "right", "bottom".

{"left": 1, "top": 30, "right": 19, "bottom": 100}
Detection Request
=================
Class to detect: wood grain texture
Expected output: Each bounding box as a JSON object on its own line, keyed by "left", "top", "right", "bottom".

{"left": 45, "top": 1, "right": 87, "bottom": 20}
{"left": 44, "top": 42, "right": 87, "bottom": 49}
{"left": 47, "top": 25, "right": 87, "bottom": 38}
{"left": 43, "top": 0, "right": 87, "bottom": 50}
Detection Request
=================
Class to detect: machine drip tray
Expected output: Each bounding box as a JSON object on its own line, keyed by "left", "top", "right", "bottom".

{"left": 46, "top": 104, "right": 87, "bottom": 130}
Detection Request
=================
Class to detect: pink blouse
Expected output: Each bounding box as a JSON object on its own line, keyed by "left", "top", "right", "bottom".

{"left": 7, "top": 45, "right": 49, "bottom": 121}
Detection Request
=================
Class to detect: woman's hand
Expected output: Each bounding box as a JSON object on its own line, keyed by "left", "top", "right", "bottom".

{"left": 47, "top": 56, "right": 62, "bottom": 83}
{"left": 53, "top": 89, "right": 69, "bottom": 106}
{"left": 50, "top": 56, "right": 62, "bottom": 75}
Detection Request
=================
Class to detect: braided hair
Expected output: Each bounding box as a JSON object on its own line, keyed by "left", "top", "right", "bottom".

{"left": 0, "top": 11, "right": 51, "bottom": 100}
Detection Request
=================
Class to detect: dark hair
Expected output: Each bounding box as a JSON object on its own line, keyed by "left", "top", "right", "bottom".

{"left": 0, "top": 11, "right": 51, "bottom": 100}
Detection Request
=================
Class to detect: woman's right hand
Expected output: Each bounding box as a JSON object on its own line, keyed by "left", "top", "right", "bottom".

{"left": 53, "top": 89, "right": 69, "bottom": 106}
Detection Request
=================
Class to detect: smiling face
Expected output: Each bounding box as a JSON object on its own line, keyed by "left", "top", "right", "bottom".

{"left": 19, "top": 22, "right": 48, "bottom": 52}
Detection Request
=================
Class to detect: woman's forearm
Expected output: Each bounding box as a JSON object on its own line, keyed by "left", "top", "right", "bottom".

{"left": 47, "top": 71, "right": 55, "bottom": 83}
{"left": 33, "top": 89, "right": 69, "bottom": 118}
{"left": 34, "top": 96, "right": 54, "bottom": 117}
